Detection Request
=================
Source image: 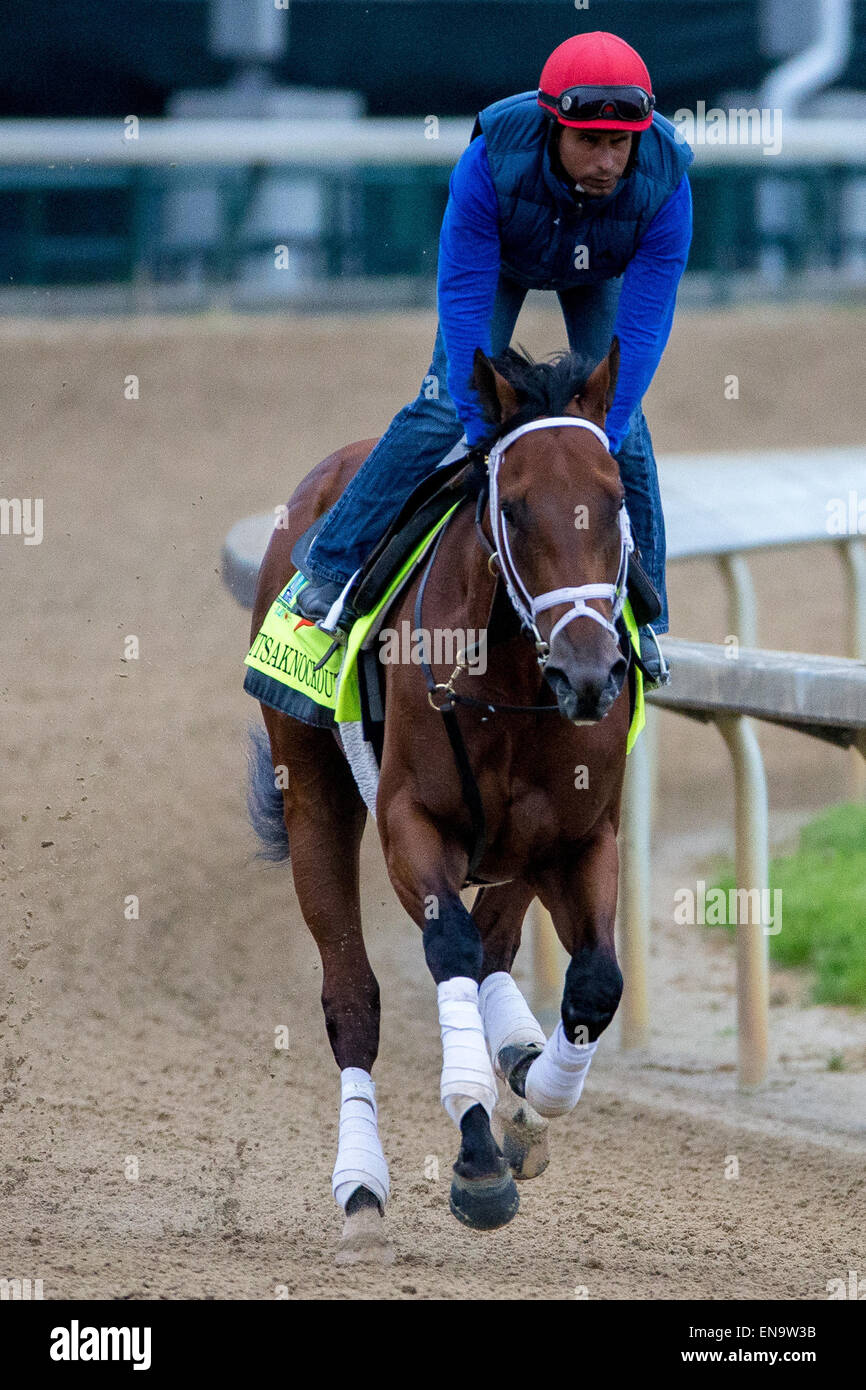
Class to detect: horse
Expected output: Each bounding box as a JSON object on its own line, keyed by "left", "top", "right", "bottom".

{"left": 247, "top": 337, "right": 635, "bottom": 1261}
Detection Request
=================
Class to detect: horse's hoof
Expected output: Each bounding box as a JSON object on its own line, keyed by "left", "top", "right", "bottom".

{"left": 335, "top": 1189, "right": 394, "bottom": 1266}
{"left": 497, "top": 1102, "right": 550, "bottom": 1181}
{"left": 500, "top": 1100, "right": 547, "bottom": 1178}
{"left": 449, "top": 1167, "right": 520, "bottom": 1231}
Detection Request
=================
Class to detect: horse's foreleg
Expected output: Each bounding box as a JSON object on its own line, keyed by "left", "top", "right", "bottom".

{"left": 524, "top": 820, "right": 623, "bottom": 1119}
{"left": 474, "top": 880, "right": 546, "bottom": 1080}
{"left": 267, "top": 714, "right": 392, "bottom": 1261}
{"left": 473, "top": 883, "right": 550, "bottom": 1179}
{"left": 382, "top": 809, "right": 519, "bottom": 1230}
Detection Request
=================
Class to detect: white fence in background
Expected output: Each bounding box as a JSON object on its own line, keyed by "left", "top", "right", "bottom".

{"left": 1, "top": 115, "right": 866, "bottom": 165}
{"left": 3, "top": 115, "right": 866, "bottom": 306}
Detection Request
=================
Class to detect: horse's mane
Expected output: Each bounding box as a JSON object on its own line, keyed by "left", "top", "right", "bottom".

{"left": 479, "top": 345, "right": 598, "bottom": 445}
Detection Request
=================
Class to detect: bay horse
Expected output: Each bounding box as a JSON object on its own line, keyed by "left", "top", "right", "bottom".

{"left": 248, "top": 339, "right": 634, "bottom": 1260}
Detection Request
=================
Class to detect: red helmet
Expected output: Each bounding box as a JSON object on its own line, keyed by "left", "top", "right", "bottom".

{"left": 538, "top": 32, "right": 655, "bottom": 132}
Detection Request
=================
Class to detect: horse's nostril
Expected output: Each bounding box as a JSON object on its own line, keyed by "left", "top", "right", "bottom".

{"left": 597, "top": 657, "right": 628, "bottom": 710}
{"left": 544, "top": 666, "right": 571, "bottom": 702}
{"left": 609, "top": 656, "right": 628, "bottom": 689}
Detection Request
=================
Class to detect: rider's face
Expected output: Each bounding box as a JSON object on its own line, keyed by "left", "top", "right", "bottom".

{"left": 556, "top": 128, "right": 632, "bottom": 196}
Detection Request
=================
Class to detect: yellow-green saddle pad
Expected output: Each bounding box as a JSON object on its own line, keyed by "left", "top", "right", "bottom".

{"left": 243, "top": 507, "right": 644, "bottom": 754}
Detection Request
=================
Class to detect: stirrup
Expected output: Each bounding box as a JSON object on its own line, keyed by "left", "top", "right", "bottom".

{"left": 289, "top": 516, "right": 357, "bottom": 634}
{"left": 292, "top": 570, "right": 358, "bottom": 635}
{"left": 638, "top": 626, "right": 670, "bottom": 689}
{"left": 318, "top": 572, "right": 360, "bottom": 636}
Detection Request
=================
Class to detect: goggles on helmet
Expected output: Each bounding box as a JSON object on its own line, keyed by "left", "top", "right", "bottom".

{"left": 539, "top": 84, "right": 655, "bottom": 124}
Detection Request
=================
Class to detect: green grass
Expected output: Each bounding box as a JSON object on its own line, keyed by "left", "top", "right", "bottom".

{"left": 710, "top": 802, "right": 866, "bottom": 1009}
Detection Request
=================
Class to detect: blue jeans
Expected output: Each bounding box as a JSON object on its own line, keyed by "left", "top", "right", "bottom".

{"left": 309, "top": 274, "right": 668, "bottom": 634}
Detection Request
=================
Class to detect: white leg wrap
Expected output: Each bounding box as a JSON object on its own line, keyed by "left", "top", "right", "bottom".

{"left": 437, "top": 977, "right": 498, "bottom": 1126}
{"left": 479, "top": 971, "right": 547, "bottom": 1067}
{"left": 331, "top": 1067, "right": 390, "bottom": 1211}
{"left": 524, "top": 1020, "right": 598, "bottom": 1119}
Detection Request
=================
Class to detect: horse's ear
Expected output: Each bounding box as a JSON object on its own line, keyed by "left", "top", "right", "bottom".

{"left": 471, "top": 348, "right": 519, "bottom": 426}
{"left": 576, "top": 336, "right": 620, "bottom": 424}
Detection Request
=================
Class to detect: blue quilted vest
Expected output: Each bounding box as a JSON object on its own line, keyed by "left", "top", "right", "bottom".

{"left": 475, "top": 91, "right": 693, "bottom": 290}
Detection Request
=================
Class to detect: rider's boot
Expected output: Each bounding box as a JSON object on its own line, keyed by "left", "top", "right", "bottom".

{"left": 625, "top": 549, "right": 669, "bottom": 689}
{"left": 294, "top": 575, "right": 356, "bottom": 635}
{"left": 290, "top": 517, "right": 357, "bottom": 636}
{"left": 638, "top": 625, "right": 670, "bottom": 690}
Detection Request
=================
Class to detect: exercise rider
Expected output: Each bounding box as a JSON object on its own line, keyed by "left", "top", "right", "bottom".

{"left": 294, "top": 31, "right": 694, "bottom": 688}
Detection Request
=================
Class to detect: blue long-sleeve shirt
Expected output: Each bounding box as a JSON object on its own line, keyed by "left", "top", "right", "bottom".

{"left": 437, "top": 134, "right": 693, "bottom": 451}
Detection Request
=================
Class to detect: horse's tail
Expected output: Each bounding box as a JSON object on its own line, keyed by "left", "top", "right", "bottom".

{"left": 247, "top": 724, "right": 290, "bottom": 861}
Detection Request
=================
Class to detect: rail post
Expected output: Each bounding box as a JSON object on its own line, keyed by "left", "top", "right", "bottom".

{"left": 718, "top": 552, "right": 758, "bottom": 648}
{"left": 618, "top": 729, "right": 652, "bottom": 1049}
{"left": 716, "top": 713, "right": 770, "bottom": 1089}
{"left": 838, "top": 536, "right": 866, "bottom": 798}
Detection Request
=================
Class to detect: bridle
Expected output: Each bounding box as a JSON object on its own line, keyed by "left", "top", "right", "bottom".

{"left": 486, "top": 416, "right": 634, "bottom": 666}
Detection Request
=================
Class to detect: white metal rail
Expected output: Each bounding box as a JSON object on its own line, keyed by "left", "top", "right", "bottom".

{"left": 2, "top": 116, "right": 866, "bottom": 167}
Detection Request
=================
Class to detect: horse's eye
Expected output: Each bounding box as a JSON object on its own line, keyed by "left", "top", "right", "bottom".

{"left": 500, "top": 500, "right": 517, "bottom": 526}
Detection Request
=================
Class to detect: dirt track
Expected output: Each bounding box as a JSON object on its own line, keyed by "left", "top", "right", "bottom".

{"left": 2, "top": 304, "right": 865, "bottom": 1298}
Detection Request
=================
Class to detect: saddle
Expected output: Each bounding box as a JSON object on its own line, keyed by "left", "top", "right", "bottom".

{"left": 290, "top": 453, "right": 480, "bottom": 612}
